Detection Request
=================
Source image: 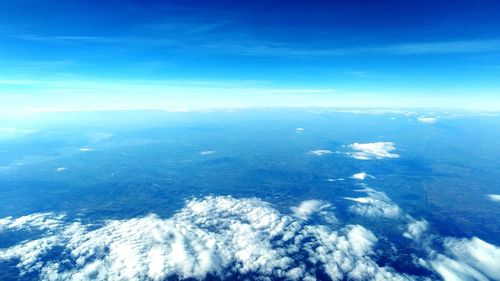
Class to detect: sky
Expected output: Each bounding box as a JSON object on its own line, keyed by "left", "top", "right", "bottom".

{"left": 1, "top": 0, "right": 500, "bottom": 112}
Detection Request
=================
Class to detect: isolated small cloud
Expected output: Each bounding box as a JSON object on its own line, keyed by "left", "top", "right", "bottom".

{"left": 487, "top": 194, "right": 500, "bottom": 202}
{"left": 295, "top": 128, "right": 305, "bottom": 132}
{"left": 344, "top": 188, "right": 402, "bottom": 218}
{"left": 417, "top": 117, "right": 438, "bottom": 124}
{"left": 347, "top": 142, "right": 399, "bottom": 160}
{"left": 403, "top": 219, "right": 429, "bottom": 241}
{"left": 200, "top": 150, "right": 216, "bottom": 155}
{"left": 291, "top": 200, "right": 330, "bottom": 220}
{"left": 55, "top": 167, "right": 66, "bottom": 172}
{"left": 326, "top": 178, "right": 344, "bottom": 182}
{"left": 79, "top": 148, "right": 94, "bottom": 152}
{"left": 351, "top": 172, "right": 374, "bottom": 180}
{"left": 308, "top": 149, "right": 334, "bottom": 156}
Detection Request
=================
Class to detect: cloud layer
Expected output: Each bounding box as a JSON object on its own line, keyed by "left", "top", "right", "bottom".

{"left": 0, "top": 196, "right": 415, "bottom": 281}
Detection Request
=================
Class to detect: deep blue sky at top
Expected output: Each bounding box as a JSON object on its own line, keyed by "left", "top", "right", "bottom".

{"left": 1, "top": 0, "right": 500, "bottom": 110}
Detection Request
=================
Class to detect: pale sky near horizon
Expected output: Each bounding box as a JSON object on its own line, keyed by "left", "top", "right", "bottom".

{"left": 1, "top": 1, "right": 500, "bottom": 111}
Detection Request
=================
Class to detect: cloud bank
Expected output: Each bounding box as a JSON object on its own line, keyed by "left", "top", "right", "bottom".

{"left": 0, "top": 196, "right": 415, "bottom": 281}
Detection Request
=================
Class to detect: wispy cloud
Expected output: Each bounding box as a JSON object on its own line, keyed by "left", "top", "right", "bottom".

{"left": 308, "top": 149, "right": 335, "bottom": 156}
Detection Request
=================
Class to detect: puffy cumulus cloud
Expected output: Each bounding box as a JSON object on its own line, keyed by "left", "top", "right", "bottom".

{"left": 487, "top": 194, "right": 500, "bottom": 202}
{"left": 442, "top": 237, "right": 500, "bottom": 280}
{"left": 430, "top": 254, "right": 490, "bottom": 281}
{"left": 309, "top": 149, "right": 334, "bottom": 156}
{"left": 403, "top": 219, "right": 429, "bottom": 241}
{"left": 199, "top": 150, "right": 216, "bottom": 155}
{"left": 291, "top": 200, "right": 331, "bottom": 220}
{"left": 344, "top": 188, "right": 402, "bottom": 218}
{"left": 347, "top": 142, "right": 399, "bottom": 160}
{"left": 351, "top": 172, "right": 374, "bottom": 181}
{"left": 417, "top": 117, "right": 437, "bottom": 124}
{"left": 0, "top": 196, "right": 415, "bottom": 281}
{"left": 0, "top": 212, "right": 64, "bottom": 232}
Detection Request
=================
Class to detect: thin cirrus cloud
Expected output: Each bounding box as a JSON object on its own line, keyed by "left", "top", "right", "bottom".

{"left": 347, "top": 142, "right": 400, "bottom": 160}
{"left": 9, "top": 32, "right": 500, "bottom": 57}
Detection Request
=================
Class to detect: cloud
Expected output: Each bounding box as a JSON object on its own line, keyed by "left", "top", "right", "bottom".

{"left": 291, "top": 200, "right": 330, "bottom": 220}
{"left": 308, "top": 149, "right": 334, "bottom": 156}
{"left": 441, "top": 237, "right": 500, "bottom": 280}
{"left": 417, "top": 117, "right": 438, "bottom": 124}
{"left": 487, "top": 194, "right": 500, "bottom": 202}
{"left": 344, "top": 188, "right": 402, "bottom": 218}
{"left": 326, "top": 178, "right": 345, "bottom": 182}
{"left": 55, "top": 167, "right": 66, "bottom": 172}
{"left": 403, "top": 219, "right": 429, "bottom": 241}
{"left": 295, "top": 128, "right": 305, "bottom": 132}
{"left": 351, "top": 172, "right": 374, "bottom": 180}
{"left": 200, "top": 150, "right": 216, "bottom": 155}
{"left": 347, "top": 142, "right": 399, "bottom": 160}
{"left": 0, "top": 196, "right": 414, "bottom": 281}
{"left": 430, "top": 254, "right": 490, "bottom": 281}
{"left": 78, "top": 148, "right": 94, "bottom": 152}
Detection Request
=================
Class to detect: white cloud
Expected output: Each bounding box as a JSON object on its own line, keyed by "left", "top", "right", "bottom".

{"left": 443, "top": 237, "right": 500, "bottom": 280}
{"left": 55, "top": 167, "right": 66, "bottom": 172}
{"left": 199, "top": 150, "right": 216, "bottom": 155}
{"left": 430, "top": 254, "right": 490, "bottom": 281}
{"left": 79, "top": 148, "right": 94, "bottom": 152}
{"left": 309, "top": 149, "right": 334, "bottom": 156}
{"left": 295, "top": 127, "right": 305, "bottom": 132}
{"left": 344, "top": 188, "right": 402, "bottom": 218}
{"left": 291, "top": 200, "right": 330, "bottom": 220}
{"left": 351, "top": 172, "right": 374, "bottom": 180}
{"left": 403, "top": 219, "right": 429, "bottom": 241}
{"left": 347, "top": 142, "right": 400, "bottom": 160}
{"left": 326, "top": 178, "right": 344, "bottom": 182}
{"left": 417, "top": 117, "right": 438, "bottom": 124}
{"left": 0, "top": 196, "right": 413, "bottom": 281}
{"left": 487, "top": 194, "right": 500, "bottom": 202}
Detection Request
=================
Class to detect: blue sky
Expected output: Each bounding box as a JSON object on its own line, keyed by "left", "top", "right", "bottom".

{"left": 1, "top": 0, "right": 500, "bottom": 111}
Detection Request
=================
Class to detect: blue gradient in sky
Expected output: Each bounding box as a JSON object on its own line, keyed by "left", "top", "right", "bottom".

{"left": 1, "top": 0, "right": 500, "bottom": 111}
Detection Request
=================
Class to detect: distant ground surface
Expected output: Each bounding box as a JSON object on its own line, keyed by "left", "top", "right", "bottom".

{"left": 0, "top": 109, "right": 499, "bottom": 280}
